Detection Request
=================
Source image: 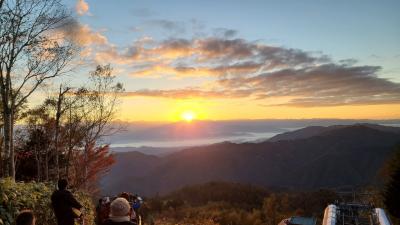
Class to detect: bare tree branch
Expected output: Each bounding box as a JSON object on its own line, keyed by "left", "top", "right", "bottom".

{"left": 0, "top": 0, "right": 78, "bottom": 179}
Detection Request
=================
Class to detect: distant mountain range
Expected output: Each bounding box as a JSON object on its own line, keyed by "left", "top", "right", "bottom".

{"left": 268, "top": 123, "right": 400, "bottom": 142}
{"left": 111, "top": 146, "right": 185, "bottom": 156}
{"left": 105, "top": 119, "right": 400, "bottom": 147}
{"left": 100, "top": 124, "right": 400, "bottom": 196}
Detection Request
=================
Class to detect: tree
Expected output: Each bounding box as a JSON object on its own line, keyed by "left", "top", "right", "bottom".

{"left": 69, "top": 65, "right": 123, "bottom": 189}
{"left": 70, "top": 143, "right": 114, "bottom": 193}
{"left": 8, "top": 63, "right": 122, "bottom": 193}
{"left": 40, "top": 84, "right": 71, "bottom": 179}
{"left": 263, "top": 193, "right": 288, "bottom": 225}
{"left": 18, "top": 105, "right": 55, "bottom": 181}
{"left": 383, "top": 145, "right": 400, "bottom": 219}
{"left": 53, "top": 85, "right": 71, "bottom": 179}
{"left": 0, "top": 0, "right": 77, "bottom": 179}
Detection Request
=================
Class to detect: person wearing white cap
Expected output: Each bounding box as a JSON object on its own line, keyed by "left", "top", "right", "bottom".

{"left": 104, "top": 198, "right": 136, "bottom": 225}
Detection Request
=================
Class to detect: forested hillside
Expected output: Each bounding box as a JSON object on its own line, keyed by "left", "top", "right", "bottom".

{"left": 141, "top": 182, "right": 342, "bottom": 225}
{"left": 101, "top": 124, "right": 400, "bottom": 196}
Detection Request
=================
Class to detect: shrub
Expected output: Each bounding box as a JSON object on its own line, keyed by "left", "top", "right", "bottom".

{"left": 0, "top": 178, "right": 94, "bottom": 225}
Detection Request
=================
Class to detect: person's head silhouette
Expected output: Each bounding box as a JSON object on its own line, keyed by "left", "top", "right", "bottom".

{"left": 16, "top": 210, "right": 35, "bottom": 225}
{"left": 58, "top": 179, "right": 68, "bottom": 190}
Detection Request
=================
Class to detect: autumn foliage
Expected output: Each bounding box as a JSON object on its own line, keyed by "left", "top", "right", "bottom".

{"left": 71, "top": 143, "right": 115, "bottom": 193}
{"left": 9, "top": 64, "right": 122, "bottom": 195}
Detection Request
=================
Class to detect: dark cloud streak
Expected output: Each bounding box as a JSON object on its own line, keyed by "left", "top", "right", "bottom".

{"left": 146, "top": 19, "right": 186, "bottom": 34}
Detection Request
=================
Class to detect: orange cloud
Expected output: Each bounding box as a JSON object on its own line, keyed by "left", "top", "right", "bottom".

{"left": 78, "top": 34, "right": 400, "bottom": 107}
{"left": 58, "top": 20, "right": 107, "bottom": 46}
{"left": 131, "top": 65, "right": 220, "bottom": 77}
{"left": 121, "top": 88, "right": 250, "bottom": 99}
{"left": 123, "top": 63, "right": 400, "bottom": 107}
{"left": 76, "top": 0, "right": 89, "bottom": 16}
{"left": 100, "top": 37, "right": 329, "bottom": 79}
{"left": 95, "top": 46, "right": 128, "bottom": 64}
{"left": 149, "top": 39, "right": 193, "bottom": 59}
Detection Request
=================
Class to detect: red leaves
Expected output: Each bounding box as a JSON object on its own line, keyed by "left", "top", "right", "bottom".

{"left": 71, "top": 142, "right": 115, "bottom": 193}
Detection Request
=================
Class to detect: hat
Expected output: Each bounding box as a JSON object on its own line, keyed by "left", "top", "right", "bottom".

{"left": 109, "top": 198, "right": 130, "bottom": 218}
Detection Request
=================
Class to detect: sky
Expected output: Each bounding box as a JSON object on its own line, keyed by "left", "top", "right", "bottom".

{"left": 57, "top": 0, "right": 400, "bottom": 122}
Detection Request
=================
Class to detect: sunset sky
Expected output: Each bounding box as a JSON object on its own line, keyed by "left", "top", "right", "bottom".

{"left": 59, "top": 0, "right": 400, "bottom": 121}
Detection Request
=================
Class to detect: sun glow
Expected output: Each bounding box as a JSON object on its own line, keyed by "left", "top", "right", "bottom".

{"left": 181, "top": 110, "right": 196, "bottom": 122}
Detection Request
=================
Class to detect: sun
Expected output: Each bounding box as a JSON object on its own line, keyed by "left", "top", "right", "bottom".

{"left": 181, "top": 110, "right": 196, "bottom": 122}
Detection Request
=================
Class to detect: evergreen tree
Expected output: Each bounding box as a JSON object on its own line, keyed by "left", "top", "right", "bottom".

{"left": 383, "top": 145, "right": 400, "bottom": 218}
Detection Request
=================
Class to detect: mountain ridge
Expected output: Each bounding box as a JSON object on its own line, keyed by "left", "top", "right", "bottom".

{"left": 100, "top": 124, "right": 400, "bottom": 196}
{"left": 268, "top": 123, "right": 400, "bottom": 142}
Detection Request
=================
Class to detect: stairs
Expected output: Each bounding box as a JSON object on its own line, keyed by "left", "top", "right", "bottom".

{"left": 331, "top": 202, "right": 378, "bottom": 225}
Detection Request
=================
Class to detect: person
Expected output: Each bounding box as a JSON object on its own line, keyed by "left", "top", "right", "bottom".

{"left": 51, "top": 179, "right": 83, "bottom": 225}
{"left": 16, "top": 210, "right": 35, "bottom": 225}
{"left": 96, "top": 198, "right": 103, "bottom": 225}
{"left": 97, "top": 197, "right": 111, "bottom": 225}
{"left": 117, "top": 192, "right": 138, "bottom": 223}
{"left": 131, "top": 195, "right": 142, "bottom": 224}
{"left": 103, "top": 198, "right": 136, "bottom": 225}
{"left": 118, "top": 192, "right": 131, "bottom": 201}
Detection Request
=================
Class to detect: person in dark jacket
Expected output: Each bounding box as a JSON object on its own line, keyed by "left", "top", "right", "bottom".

{"left": 51, "top": 179, "right": 83, "bottom": 225}
{"left": 103, "top": 197, "right": 136, "bottom": 225}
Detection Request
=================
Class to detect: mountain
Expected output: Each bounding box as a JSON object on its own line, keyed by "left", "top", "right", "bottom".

{"left": 268, "top": 123, "right": 400, "bottom": 142}
{"left": 111, "top": 146, "right": 185, "bottom": 156}
{"left": 100, "top": 124, "right": 400, "bottom": 196}
{"left": 268, "top": 126, "right": 338, "bottom": 142}
{"left": 105, "top": 120, "right": 400, "bottom": 147}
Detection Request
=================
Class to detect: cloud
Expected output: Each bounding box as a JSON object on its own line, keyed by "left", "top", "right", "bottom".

{"left": 196, "top": 38, "right": 255, "bottom": 60}
{"left": 82, "top": 34, "right": 400, "bottom": 106}
{"left": 99, "top": 37, "right": 329, "bottom": 79}
{"left": 219, "top": 64, "right": 400, "bottom": 106}
{"left": 149, "top": 38, "right": 193, "bottom": 59}
{"left": 54, "top": 19, "right": 111, "bottom": 65}
{"left": 94, "top": 46, "right": 125, "bottom": 64}
{"left": 128, "top": 61, "right": 262, "bottom": 78}
{"left": 124, "top": 63, "right": 400, "bottom": 106}
{"left": 339, "top": 59, "right": 358, "bottom": 65}
{"left": 174, "top": 61, "right": 262, "bottom": 76}
{"left": 121, "top": 88, "right": 251, "bottom": 99}
{"left": 130, "top": 65, "right": 210, "bottom": 77}
{"left": 213, "top": 28, "right": 238, "bottom": 38}
{"left": 58, "top": 19, "right": 107, "bottom": 46}
{"left": 157, "top": 37, "right": 326, "bottom": 75}
{"left": 76, "top": 0, "right": 89, "bottom": 16}
{"left": 146, "top": 19, "right": 186, "bottom": 34}
{"left": 94, "top": 38, "right": 192, "bottom": 66}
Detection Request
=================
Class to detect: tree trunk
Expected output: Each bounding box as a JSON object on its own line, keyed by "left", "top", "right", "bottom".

{"left": 1, "top": 84, "right": 16, "bottom": 180}
{"left": 65, "top": 144, "right": 72, "bottom": 177}
{"left": 34, "top": 146, "right": 41, "bottom": 181}
{"left": 0, "top": 73, "right": 12, "bottom": 179}
{"left": 2, "top": 108, "right": 11, "bottom": 178}
{"left": 9, "top": 109, "right": 15, "bottom": 179}
{"left": 0, "top": 135, "right": 3, "bottom": 177}
{"left": 55, "top": 85, "right": 70, "bottom": 179}
{"left": 54, "top": 124, "right": 60, "bottom": 179}
{"left": 44, "top": 150, "right": 49, "bottom": 181}
{"left": 65, "top": 106, "right": 72, "bottom": 177}
{"left": 54, "top": 86, "right": 63, "bottom": 179}
{"left": 83, "top": 142, "right": 89, "bottom": 190}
